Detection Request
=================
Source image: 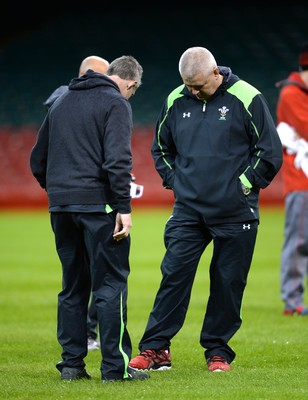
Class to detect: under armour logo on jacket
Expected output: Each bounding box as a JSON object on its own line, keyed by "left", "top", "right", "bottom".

{"left": 243, "top": 224, "right": 251, "bottom": 230}
{"left": 183, "top": 112, "right": 191, "bottom": 118}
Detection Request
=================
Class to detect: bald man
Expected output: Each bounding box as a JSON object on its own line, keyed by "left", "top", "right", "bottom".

{"left": 42, "top": 55, "right": 110, "bottom": 351}
{"left": 78, "top": 55, "right": 109, "bottom": 76}
{"left": 43, "top": 55, "right": 110, "bottom": 109}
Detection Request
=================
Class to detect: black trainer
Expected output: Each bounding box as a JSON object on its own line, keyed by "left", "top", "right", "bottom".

{"left": 127, "top": 366, "right": 150, "bottom": 380}
{"left": 102, "top": 366, "right": 150, "bottom": 382}
{"left": 60, "top": 367, "right": 91, "bottom": 381}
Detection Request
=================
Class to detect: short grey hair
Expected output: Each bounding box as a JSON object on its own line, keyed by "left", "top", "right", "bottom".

{"left": 107, "top": 55, "right": 143, "bottom": 87}
{"left": 178, "top": 47, "right": 217, "bottom": 79}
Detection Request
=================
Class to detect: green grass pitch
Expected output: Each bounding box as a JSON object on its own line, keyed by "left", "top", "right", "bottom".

{"left": 0, "top": 206, "right": 307, "bottom": 399}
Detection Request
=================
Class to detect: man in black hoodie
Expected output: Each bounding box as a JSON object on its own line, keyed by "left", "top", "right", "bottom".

{"left": 30, "top": 55, "right": 149, "bottom": 382}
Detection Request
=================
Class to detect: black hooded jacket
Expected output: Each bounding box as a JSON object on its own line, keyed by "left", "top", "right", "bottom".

{"left": 30, "top": 70, "right": 133, "bottom": 214}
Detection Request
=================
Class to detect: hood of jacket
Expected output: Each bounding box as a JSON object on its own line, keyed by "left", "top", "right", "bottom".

{"left": 181, "top": 66, "right": 239, "bottom": 99}
{"left": 68, "top": 69, "right": 119, "bottom": 92}
{"left": 275, "top": 71, "right": 308, "bottom": 93}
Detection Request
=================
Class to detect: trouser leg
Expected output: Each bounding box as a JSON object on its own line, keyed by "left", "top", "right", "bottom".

{"left": 87, "top": 294, "right": 98, "bottom": 339}
{"left": 139, "top": 208, "right": 210, "bottom": 351}
{"left": 50, "top": 212, "right": 90, "bottom": 369}
{"left": 281, "top": 192, "right": 308, "bottom": 309}
{"left": 80, "top": 212, "right": 132, "bottom": 380}
{"left": 201, "top": 221, "right": 258, "bottom": 363}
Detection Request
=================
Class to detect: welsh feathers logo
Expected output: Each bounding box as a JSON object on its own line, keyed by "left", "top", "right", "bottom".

{"left": 218, "top": 106, "right": 229, "bottom": 120}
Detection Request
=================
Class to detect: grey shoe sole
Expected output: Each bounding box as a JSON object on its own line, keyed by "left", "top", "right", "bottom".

{"left": 61, "top": 367, "right": 91, "bottom": 381}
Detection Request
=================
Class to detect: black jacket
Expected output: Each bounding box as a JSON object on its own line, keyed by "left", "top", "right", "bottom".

{"left": 152, "top": 67, "right": 283, "bottom": 224}
{"left": 30, "top": 70, "right": 133, "bottom": 214}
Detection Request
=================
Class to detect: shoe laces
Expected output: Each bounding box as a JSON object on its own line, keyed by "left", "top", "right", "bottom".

{"left": 139, "top": 349, "right": 169, "bottom": 360}
{"left": 208, "top": 356, "right": 227, "bottom": 364}
{"left": 139, "top": 349, "right": 157, "bottom": 359}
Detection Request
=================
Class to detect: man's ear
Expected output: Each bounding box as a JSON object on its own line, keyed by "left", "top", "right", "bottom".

{"left": 213, "top": 67, "right": 220, "bottom": 76}
{"left": 127, "top": 81, "right": 137, "bottom": 90}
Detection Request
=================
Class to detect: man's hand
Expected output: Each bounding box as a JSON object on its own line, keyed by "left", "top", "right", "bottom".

{"left": 113, "top": 213, "right": 132, "bottom": 241}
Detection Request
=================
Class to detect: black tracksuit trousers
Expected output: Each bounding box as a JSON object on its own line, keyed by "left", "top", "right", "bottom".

{"left": 50, "top": 211, "right": 132, "bottom": 380}
{"left": 138, "top": 204, "right": 258, "bottom": 364}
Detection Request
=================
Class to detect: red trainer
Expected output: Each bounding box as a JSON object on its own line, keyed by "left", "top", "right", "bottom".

{"left": 207, "top": 356, "right": 231, "bottom": 372}
{"left": 129, "top": 349, "right": 171, "bottom": 371}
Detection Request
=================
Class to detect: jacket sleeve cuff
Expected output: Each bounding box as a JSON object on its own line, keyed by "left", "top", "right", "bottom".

{"left": 117, "top": 202, "right": 132, "bottom": 214}
{"left": 239, "top": 173, "right": 252, "bottom": 189}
